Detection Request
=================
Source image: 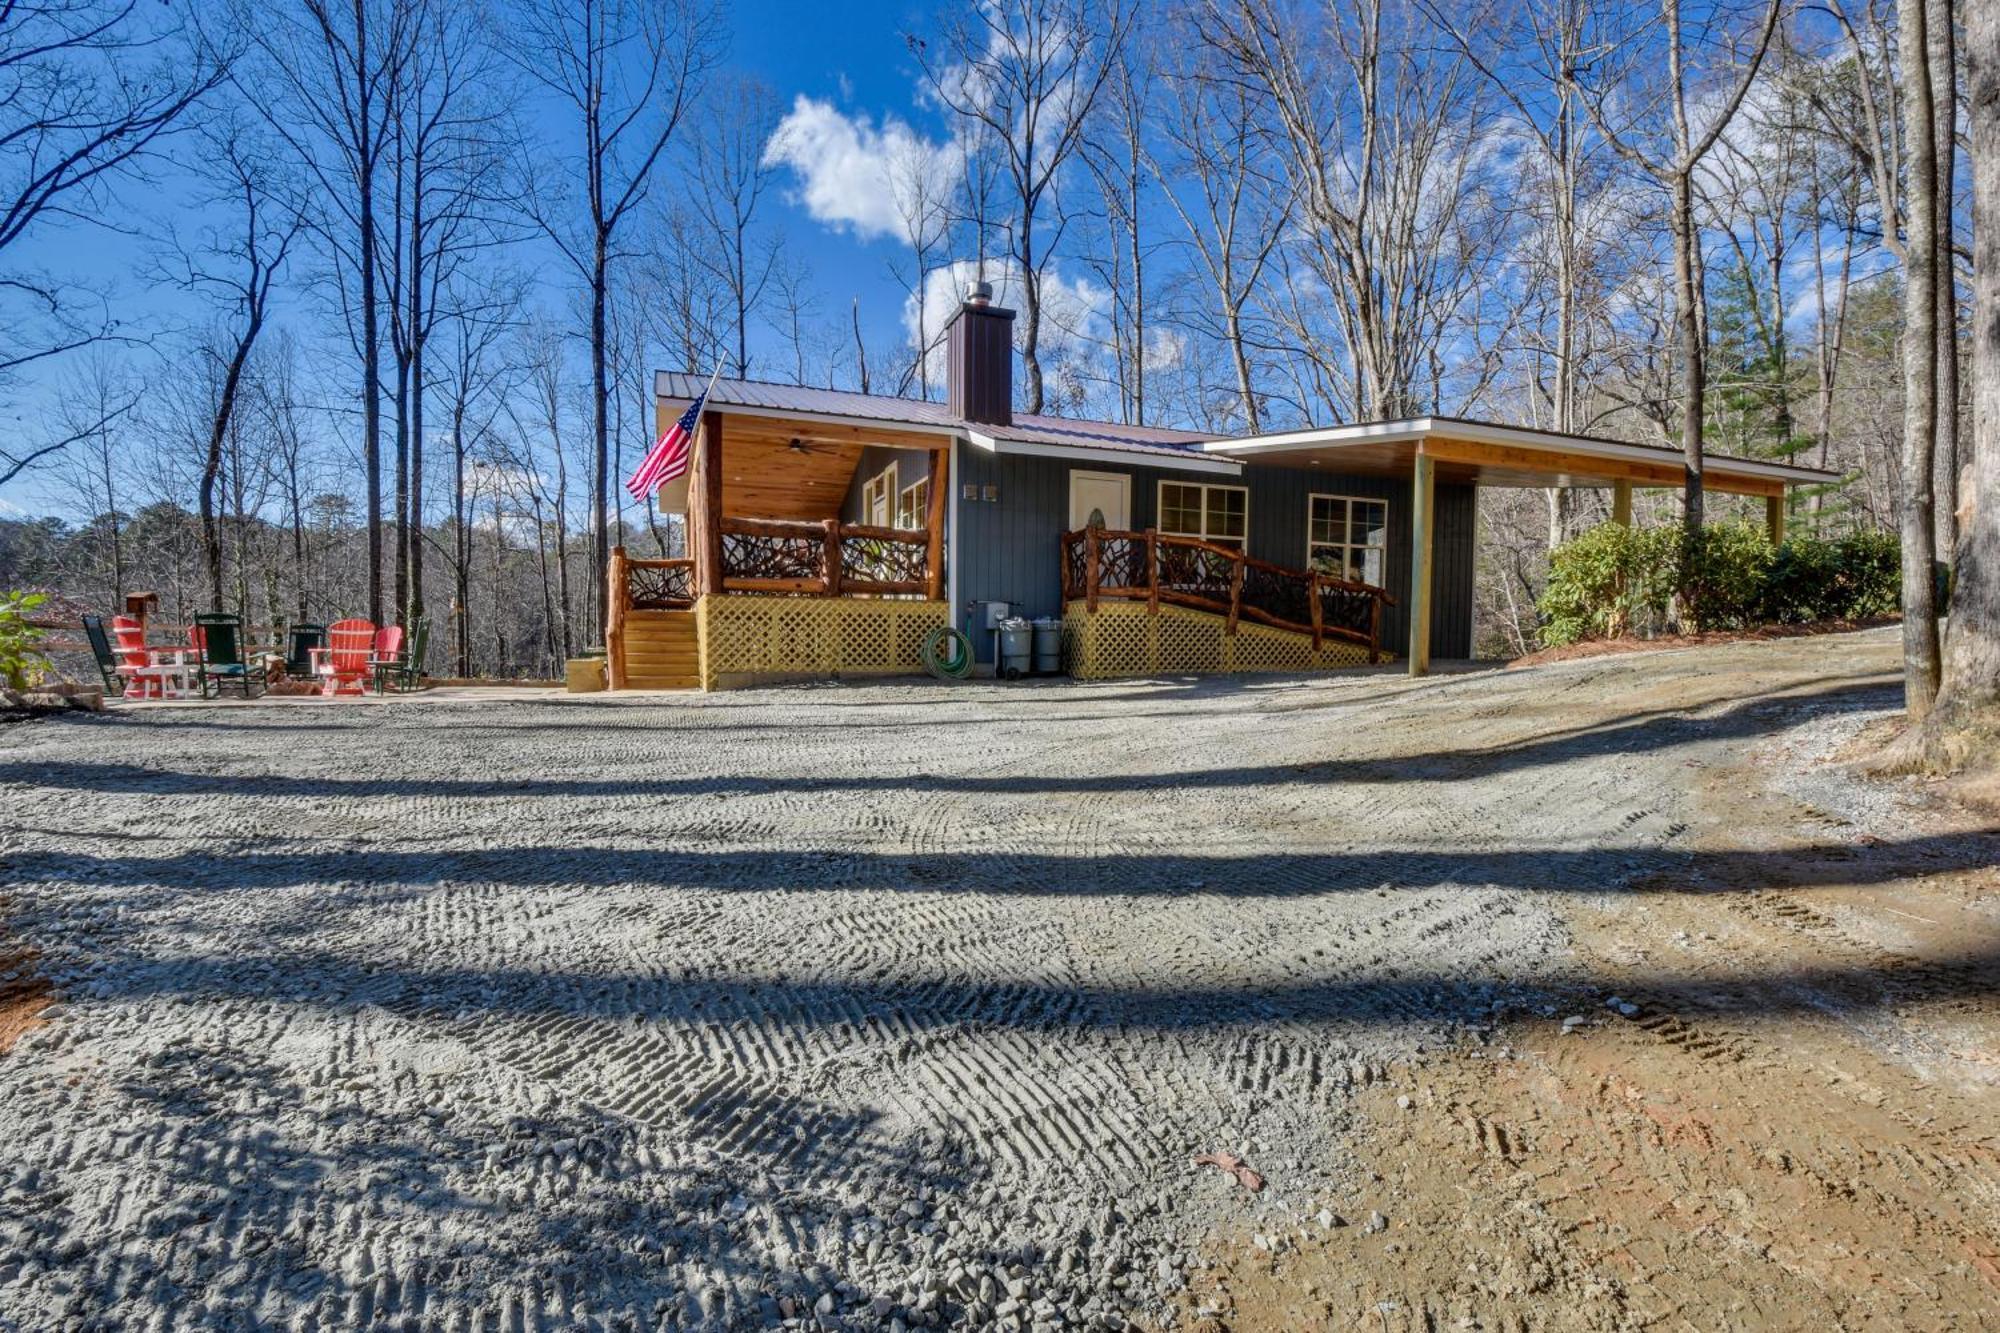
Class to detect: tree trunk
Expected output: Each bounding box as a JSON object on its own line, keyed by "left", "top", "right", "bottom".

{"left": 1671, "top": 169, "right": 1706, "bottom": 614}
{"left": 1932, "top": 0, "right": 1961, "bottom": 562}
{"left": 1924, "top": 0, "right": 1997, "bottom": 748}
{"left": 591, "top": 234, "right": 610, "bottom": 643}
{"left": 1900, "top": 0, "right": 1943, "bottom": 719}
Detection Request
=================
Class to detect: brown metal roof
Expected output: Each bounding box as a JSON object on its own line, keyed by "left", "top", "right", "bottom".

{"left": 654, "top": 372, "right": 1218, "bottom": 462}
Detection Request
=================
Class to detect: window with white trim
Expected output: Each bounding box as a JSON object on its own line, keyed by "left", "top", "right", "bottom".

{"left": 861, "top": 464, "right": 896, "bottom": 527}
{"left": 896, "top": 476, "right": 930, "bottom": 530}
{"left": 1157, "top": 481, "right": 1248, "bottom": 548}
{"left": 1308, "top": 493, "right": 1388, "bottom": 584}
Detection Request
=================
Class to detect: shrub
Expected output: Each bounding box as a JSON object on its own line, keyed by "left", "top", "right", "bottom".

{"left": 1537, "top": 523, "right": 1902, "bottom": 648}
{"left": 0, "top": 591, "right": 51, "bottom": 690}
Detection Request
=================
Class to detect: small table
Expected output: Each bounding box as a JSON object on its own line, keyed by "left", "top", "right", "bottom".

{"left": 131, "top": 649, "right": 193, "bottom": 700}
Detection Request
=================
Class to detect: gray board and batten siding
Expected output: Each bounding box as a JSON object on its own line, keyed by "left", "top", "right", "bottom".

{"left": 841, "top": 446, "right": 940, "bottom": 525}
{"left": 952, "top": 447, "right": 1475, "bottom": 662}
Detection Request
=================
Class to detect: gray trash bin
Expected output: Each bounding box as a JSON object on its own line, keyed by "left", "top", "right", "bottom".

{"left": 997, "top": 618, "right": 1033, "bottom": 679}
{"left": 1031, "top": 618, "right": 1062, "bottom": 675}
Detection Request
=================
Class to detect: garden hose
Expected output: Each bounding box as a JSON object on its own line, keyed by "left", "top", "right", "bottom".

{"left": 921, "top": 625, "right": 974, "bottom": 680}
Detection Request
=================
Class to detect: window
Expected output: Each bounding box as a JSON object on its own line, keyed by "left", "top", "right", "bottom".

{"left": 861, "top": 464, "right": 896, "bottom": 527}
{"left": 1308, "top": 494, "right": 1388, "bottom": 585}
{"left": 1157, "top": 481, "right": 1248, "bottom": 548}
{"left": 896, "top": 476, "right": 930, "bottom": 530}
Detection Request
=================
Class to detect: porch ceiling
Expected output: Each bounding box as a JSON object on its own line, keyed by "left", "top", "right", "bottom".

{"left": 714, "top": 412, "right": 946, "bottom": 521}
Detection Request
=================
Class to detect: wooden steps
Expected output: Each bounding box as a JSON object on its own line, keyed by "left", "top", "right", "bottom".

{"left": 620, "top": 609, "right": 700, "bottom": 690}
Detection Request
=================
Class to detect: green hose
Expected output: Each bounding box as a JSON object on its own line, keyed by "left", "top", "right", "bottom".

{"left": 921, "top": 625, "right": 974, "bottom": 680}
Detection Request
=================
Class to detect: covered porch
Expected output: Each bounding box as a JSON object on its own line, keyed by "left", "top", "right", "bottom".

{"left": 606, "top": 404, "right": 955, "bottom": 690}
{"left": 1206, "top": 418, "right": 1835, "bottom": 675}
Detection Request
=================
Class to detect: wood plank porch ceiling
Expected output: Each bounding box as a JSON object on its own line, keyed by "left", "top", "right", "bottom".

{"left": 715, "top": 411, "right": 947, "bottom": 522}
{"left": 1234, "top": 434, "right": 1789, "bottom": 498}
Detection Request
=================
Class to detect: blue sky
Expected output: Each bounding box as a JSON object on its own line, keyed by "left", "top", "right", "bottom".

{"left": 0, "top": 0, "right": 952, "bottom": 517}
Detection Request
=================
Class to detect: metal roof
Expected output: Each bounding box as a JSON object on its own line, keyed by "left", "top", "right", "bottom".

{"left": 655, "top": 373, "right": 1838, "bottom": 486}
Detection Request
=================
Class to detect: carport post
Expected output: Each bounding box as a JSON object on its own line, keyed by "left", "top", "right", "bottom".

{"left": 1612, "top": 480, "right": 1632, "bottom": 526}
{"left": 1408, "top": 452, "right": 1434, "bottom": 677}
{"left": 1766, "top": 492, "right": 1787, "bottom": 546}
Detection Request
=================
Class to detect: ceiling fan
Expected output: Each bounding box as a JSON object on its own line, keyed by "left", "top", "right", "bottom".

{"left": 785, "top": 436, "right": 836, "bottom": 456}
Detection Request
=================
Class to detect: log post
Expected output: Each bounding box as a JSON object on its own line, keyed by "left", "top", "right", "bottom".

{"left": 1369, "top": 592, "right": 1383, "bottom": 664}
{"left": 695, "top": 411, "right": 724, "bottom": 598}
{"left": 823, "top": 519, "right": 842, "bottom": 597}
{"left": 1612, "top": 480, "right": 1633, "bottom": 527}
{"left": 1225, "top": 555, "right": 1245, "bottom": 635}
{"left": 1766, "top": 492, "right": 1787, "bottom": 546}
{"left": 1085, "top": 528, "right": 1101, "bottom": 613}
{"left": 605, "top": 545, "right": 628, "bottom": 689}
{"left": 1309, "top": 570, "right": 1324, "bottom": 652}
{"left": 1146, "top": 530, "right": 1160, "bottom": 615}
{"left": 926, "top": 444, "right": 949, "bottom": 601}
{"left": 1409, "top": 453, "right": 1435, "bottom": 676}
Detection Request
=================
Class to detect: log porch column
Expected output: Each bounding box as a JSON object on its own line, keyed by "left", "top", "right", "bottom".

{"left": 1611, "top": 480, "right": 1633, "bottom": 526}
{"left": 1408, "top": 453, "right": 1435, "bottom": 677}
{"left": 1765, "top": 492, "right": 1787, "bottom": 546}
{"left": 926, "top": 443, "right": 949, "bottom": 601}
{"left": 694, "top": 410, "right": 724, "bottom": 597}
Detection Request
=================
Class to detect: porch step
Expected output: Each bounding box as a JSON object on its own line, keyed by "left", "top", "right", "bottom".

{"left": 619, "top": 608, "right": 699, "bottom": 689}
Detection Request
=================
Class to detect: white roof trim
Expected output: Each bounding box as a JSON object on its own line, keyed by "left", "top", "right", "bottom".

{"left": 1202, "top": 416, "right": 1836, "bottom": 485}
{"left": 971, "top": 429, "right": 1243, "bottom": 475}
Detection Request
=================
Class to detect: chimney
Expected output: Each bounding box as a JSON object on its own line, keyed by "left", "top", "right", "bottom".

{"left": 946, "top": 280, "right": 1015, "bottom": 426}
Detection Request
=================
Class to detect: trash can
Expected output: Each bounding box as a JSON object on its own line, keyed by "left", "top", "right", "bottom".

{"left": 1031, "top": 618, "right": 1062, "bottom": 675}
{"left": 997, "top": 618, "right": 1033, "bottom": 679}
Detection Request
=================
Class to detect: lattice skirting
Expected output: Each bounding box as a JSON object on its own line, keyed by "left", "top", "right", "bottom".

{"left": 695, "top": 595, "right": 949, "bottom": 690}
{"left": 1062, "top": 599, "right": 1380, "bottom": 679}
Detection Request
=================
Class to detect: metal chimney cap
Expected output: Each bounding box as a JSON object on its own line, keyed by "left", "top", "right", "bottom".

{"left": 965, "top": 280, "right": 993, "bottom": 306}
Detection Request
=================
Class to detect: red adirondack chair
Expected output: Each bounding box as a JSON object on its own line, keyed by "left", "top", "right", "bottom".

{"left": 311, "top": 618, "right": 376, "bottom": 697}
{"left": 111, "top": 615, "right": 191, "bottom": 699}
{"left": 368, "top": 624, "right": 405, "bottom": 694}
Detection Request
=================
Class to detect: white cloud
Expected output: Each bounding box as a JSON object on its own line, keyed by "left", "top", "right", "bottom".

{"left": 906, "top": 258, "right": 1112, "bottom": 387}
{"left": 763, "top": 96, "right": 959, "bottom": 245}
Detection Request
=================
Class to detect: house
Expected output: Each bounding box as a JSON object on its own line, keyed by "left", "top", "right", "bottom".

{"left": 607, "top": 283, "right": 1835, "bottom": 690}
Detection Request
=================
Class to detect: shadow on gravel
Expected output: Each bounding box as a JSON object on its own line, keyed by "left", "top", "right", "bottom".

{"left": 1, "top": 674, "right": 1898, "bottom": 801}
{"left": 4, "top": 1038, "right": 981, "bottom": 1327}
{"left": 12, "top": 828, "right": 1995, "bottom": 900}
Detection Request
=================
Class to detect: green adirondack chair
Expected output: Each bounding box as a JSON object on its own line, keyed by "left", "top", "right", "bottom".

{"left": 285, "top": 623, "right": 325, "bottom": 681}
{"left": 80, "top": 614, "right": 126, "bottom": 696}
{"left": 375, "top": 615, "right": 430, "bottom": 692}
{"left": 192, "top": 612, "right": 267, "bottom": 699}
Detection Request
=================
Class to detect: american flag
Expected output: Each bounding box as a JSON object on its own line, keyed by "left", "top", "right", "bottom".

{"left": 626, "top": 382, "right": 710, "bottom": 502}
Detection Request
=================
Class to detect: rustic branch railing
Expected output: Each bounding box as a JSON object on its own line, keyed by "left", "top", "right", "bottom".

{"left": 719, "top": 516, "right": 933, "bottom": 598}
{"left": 1059, "top": 528, "right": 1394, "bottom": 660}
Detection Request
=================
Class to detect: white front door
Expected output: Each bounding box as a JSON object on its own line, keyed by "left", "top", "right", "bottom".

{"left": 1069, "top": 470, "right": 1131, "bottom": 530}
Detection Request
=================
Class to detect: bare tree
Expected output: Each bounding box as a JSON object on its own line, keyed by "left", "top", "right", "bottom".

{"left": 1152, "top": 31, "right": 1285, "bottom": 434}
{"left": 1567, "top": 0, "right": 1782, "bottom": 574}
{"left": 0, "top": 0, "right": 227, "bottom": 483}
{"left": 1081, "top": 41, "right": 1151, "bottom": 424}
{"left": 166, "top": 118, "right": 305, "bottom": 611}
{"left": 511, "top": 0, "right": 719, "bottom": 639}
{"left": 910, "top": 0, "right": 1133, "bottom": 415}
{"left": 1897, "top": 0, "right": 1944, "bottom": 715}
{"left": 253, "top": 0, "right": 418, "bottom": 624}
{"left": 686, "top": 74, "right": 781, "bottom": 380}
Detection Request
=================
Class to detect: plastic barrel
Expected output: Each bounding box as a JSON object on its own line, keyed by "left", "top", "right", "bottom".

{"left": 1031, "top": 618, "right": 1062, "bottom": 675}
{"left": 998, "top": 619, "right": 1033, "bottom": 679}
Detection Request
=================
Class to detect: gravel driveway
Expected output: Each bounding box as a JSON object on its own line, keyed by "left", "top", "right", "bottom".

{"left": 0, "top": 635, "right": 1907, "bottom": 1330}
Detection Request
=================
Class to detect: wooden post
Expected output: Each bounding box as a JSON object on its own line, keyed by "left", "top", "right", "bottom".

{"left": 1308, "top": 571, "right": 1324, "bottom": 651}
{"left": 695, "top": 411, "right": 724, "bottom": 597}
{"left": 605, "top": 545, "right": 628, "bottom": 690}
{"left": 1765, "top": 492, "right": 1787, "bottom": 546}
{"left": 1225, "top": 555, "right": 1245, "bottom": 635}
{"left": 1369, "top": 594, "right": 1383, "bottom": 664}
{"left": 1085, "top": 528, "right": 1101, "bottom": 613}
{"left": 1611, "top": 480, "right": 1633, "bottom": 527}
{"left": 822, "top": 519, "right": 842, "bottom": 597}
{"left": 1409, "top": 453, "right": 1435, "bottom": 677}
{"left": 1146, "top": 530, "right": 1160, "bottom": 615}
{"left": 926, "top": 444, "right": 949, "bottom": 601}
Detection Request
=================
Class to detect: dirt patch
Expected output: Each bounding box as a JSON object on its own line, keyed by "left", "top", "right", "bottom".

{"left": 1508, "top": 617, "right": 1898, "bottom": 670}
{"left": 0, "top": 910, "right": 51, "bottom": 1057}
{"left": 1174, "top": 661, "right": 2000, "bottom": 1331}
